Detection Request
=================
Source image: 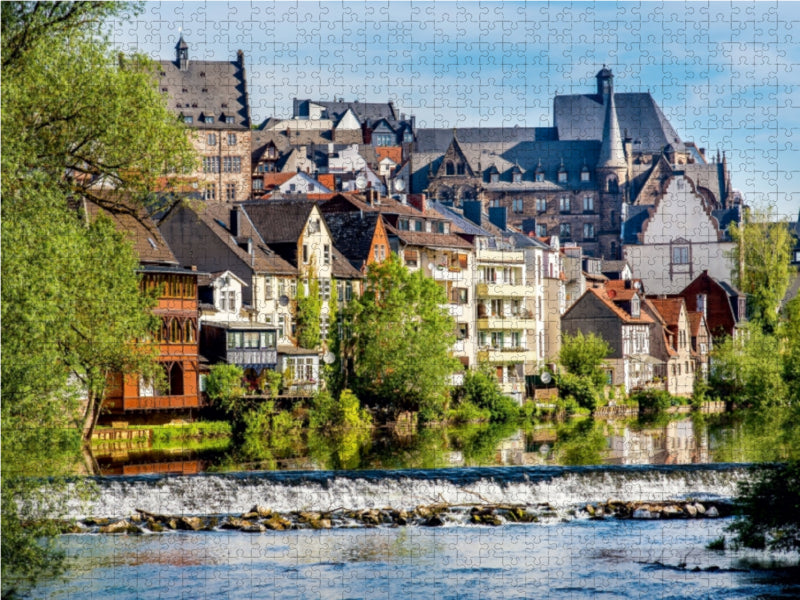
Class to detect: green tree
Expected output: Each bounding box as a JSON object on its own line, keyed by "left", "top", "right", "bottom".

{"left": 455, "top": 367, "right": 520, "bottom": 422}
{"left": 295, "top": 275, "right": 322, "bottom": 349}
{"left": 2, "top": 3, "right": 196, "bottom": 592}
{"left": 205, "top": 364, "right": 246, "bottom": 418}
{"left": 781, "top": 295, "right": 800, "bottom": 404}
{"left": 343, "top": 254, "right": 459, "bottom": 419}
{"left": 708, "top": 325, "right": 788, "bottom": 409}
{"left": 727, "top": 461, "right": 800, "bottom": 552}
{"left": 729, "top": 209, "right": 792, "bottom": 333}
{"left": 557, "top": 331, "right": 611, "bottom": 412}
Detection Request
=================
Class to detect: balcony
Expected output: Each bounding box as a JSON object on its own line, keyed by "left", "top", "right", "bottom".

{"left": 477, "top": 347, "right": 537, "bottom": 363}
{"left": 476, "top": 248, "right": 525, "bottom": 263}
{"left": 476, "top": 282, "right": 527, "bottom": 298}
{"left": 227, "top": 349, "right": 278, "bottom": 366}
{"left": 499, "top": 378, "right": 525, "bottom": 396}
{"left": 477, "top": 315, "right": 537, "bottom": 330}
{"left": 428, "top": 265, "right": 466, "bottom": 282}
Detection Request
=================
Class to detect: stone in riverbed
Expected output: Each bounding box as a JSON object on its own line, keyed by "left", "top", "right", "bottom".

{"left": 684, "top": 504, "right": 698, "bottom": 517}
{"left": 705, "top": 506, "right": 719, "bottom": 518}
{"left": 264, "top": 515, "right": 292, "bottom": 531}
{"left": 632, "top": 508, "right": 657, "bottom": 520}
{"left": 100, "top": 519, "right": 141, "bottom": 534}
{"left": 423, "top": 515, "right": 445, "bottom": 527}
{"left": 176, "top": 516, "right": 204, "bottom": 531}
{"left": 241, "top": 522, "right": 266, "bottom": 533}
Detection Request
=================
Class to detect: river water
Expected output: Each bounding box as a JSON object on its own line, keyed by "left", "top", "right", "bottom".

{"left": 29, "top": 411, "right": 800, "bottom": 598}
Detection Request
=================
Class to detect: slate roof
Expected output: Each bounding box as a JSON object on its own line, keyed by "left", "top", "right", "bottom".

{"left": 415, "top": 127, "right": 558, "bottom": 151}
{"left": 601, "top": 259, "right": 630, "bottom": 275}
{"left": 84, "top": 199, "right": 178, "bottom": 266}
{"left": 588, "top": 288, "right": 653, "bottom": 325}
{"left": 157, "top": 42, "right": 250, "bottom": 130}
{"left": 323, "top": 212, "right": 382, "bottom": 270}
{"left": 621, "top": 204, "right": 653, "bottom": 244}
{"left": 554, "top": 92, "right": 682, "bottom": 154}
{"left": 386, "top": 226, "right": 474, "bottom": 250}
{"left": 294, "top": 98, "right": 398, "bottom": 125}
{"left": 166, "top": 202, "right": 296, "bottom": 275}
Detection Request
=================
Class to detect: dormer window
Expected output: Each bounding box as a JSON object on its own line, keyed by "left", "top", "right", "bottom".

{"left": 403, "top": 131, "right": 413, "bottom": 143}
{"left": 183, "top": 116, "right": 193, "bottom": 124}
{"left": 182, "top": 88, "right": 188, "bottom": 93}
{"left": 558, "top": 170, "right": 568, "bottom": 183}
{"left": 201, "top": 88, "right": 208, "bottom": 93}
{"left": 205, "top": 116, "right": 214, "bottom": 124}
{"left": 490, "top": 173, "right": 499, "bottom": 183}
{"left": 225, "top": 116, "right": 235, "bottom": 124}
{"left": 581, "top": 166, "right": 591, "bottom": 182}
{"left": 513, "top": 171, "right": 522, "bottom": 183}
{"left": 200, "top": 71, "right": 206, "bottom": 77}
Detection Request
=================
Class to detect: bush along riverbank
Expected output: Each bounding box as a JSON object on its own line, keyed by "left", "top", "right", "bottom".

{"left": 54, "top": 498, "right": 734, "bottom": 535}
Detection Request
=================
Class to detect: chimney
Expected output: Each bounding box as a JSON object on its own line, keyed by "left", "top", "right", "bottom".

{"left": 463, "top": 200, "right": 482, "bottom": 226}
{"left": 230, "top": 206, "right": 240, "bottom": 237}
{"left": 408, "top": 193, "right": 427, "bottom": 213}
{"left": 488, "top": 206, "right": 507, "bottom": 231}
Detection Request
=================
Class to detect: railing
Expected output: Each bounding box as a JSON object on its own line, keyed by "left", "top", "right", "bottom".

{"left": 475, "top": 282, "right": 527, "bottom": 298}
{"left": 477, "top": 315, "right": 537, "bottom": 330}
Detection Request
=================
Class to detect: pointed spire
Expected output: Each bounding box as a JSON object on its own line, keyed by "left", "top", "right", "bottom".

{"left": 176, "top": 33, "right": 189, "bottom": 70}
{"left": 597, "top": 74, "right": 626, "bottom": 170}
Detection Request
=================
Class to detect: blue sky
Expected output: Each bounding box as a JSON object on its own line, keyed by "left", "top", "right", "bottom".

{"left": 109, "top": 1, "right": 800, "bottom": 217}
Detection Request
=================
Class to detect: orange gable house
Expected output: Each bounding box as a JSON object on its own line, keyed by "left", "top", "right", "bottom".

{"left": 85, "top": 200, "right": 202, "bottom": 413}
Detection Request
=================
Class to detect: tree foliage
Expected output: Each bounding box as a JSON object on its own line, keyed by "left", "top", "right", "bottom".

{"left": 205, "top": 364, "right": 247, "bottom": 417}
{"left": 727, "top": 461, "right": 800, "bottom": 552}
{"left": 557, "top": 331, "right": 611, "bottom": 412}
{"left": 343, "top": 254, "right": 459, "bottom": 418}
{"left": 708, "top": 325, "right": 788, "bottom": 409}
{"left": 295, "top": 275, "right": 322, "bottom": 350}
{"left": 2, "top": 2, "right": 196, "bottom": 592}
{"left": 454, "top": 367, "right": 520, "bottom": 422}
{"left": 729, "top": 209, "right": 792, "bottom": 333}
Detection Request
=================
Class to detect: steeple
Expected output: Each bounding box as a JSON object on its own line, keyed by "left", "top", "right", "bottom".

{"left": 176, "top": 34, "right": 189, "bottom": 70}
{"left": 596, "top": 68, "right": 626, "bottom": 171}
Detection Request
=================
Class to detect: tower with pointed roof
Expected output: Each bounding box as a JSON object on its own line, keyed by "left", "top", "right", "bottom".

{"left": 176, "top": 34, "right": 189, "bottom": 70}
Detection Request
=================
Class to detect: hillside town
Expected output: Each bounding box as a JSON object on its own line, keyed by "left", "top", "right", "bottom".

{"left": 80, "top": 36, "right": 798, "bottom": 425}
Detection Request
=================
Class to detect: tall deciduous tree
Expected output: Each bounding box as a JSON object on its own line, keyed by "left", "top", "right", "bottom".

{"left": 557, "top": 331, "right": 611, "bottom": 412}
{"left": 2, "top": 2, "right": 195, "bottom": 593}
{"left": 343, "top": 254, "right": 459, "bottom": 419}
{"left": 729, "top": 209, "right": 792, "bottom": 333}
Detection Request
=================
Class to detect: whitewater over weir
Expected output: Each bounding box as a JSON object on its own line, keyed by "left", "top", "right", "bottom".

{"left": 67, "top": 464, "right": 750, "bottom": 519}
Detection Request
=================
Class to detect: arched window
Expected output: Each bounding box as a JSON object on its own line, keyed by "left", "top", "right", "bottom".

{"left": 456, "top": 163, "right": 465, "bottom": 175}
{"left": 160, "top": 318, "right": 169, "bottom": 342}
{"left": 445, "top": 161, "right": 455, "bottom": 175}
{"left": 170, "top": 318, "right": 182, "bottom": 343}
{"left": 607, "top": 176, "right": 619, "bottom": 193}
{"left": 184, "top": 319, "right": 197, "bottom": 343}
{"left": 169, "top": 363, "right": 184, "bottom": 396}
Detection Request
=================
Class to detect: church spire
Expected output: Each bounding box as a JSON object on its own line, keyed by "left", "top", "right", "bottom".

{"left": 597, "top": 69, "right": 626, "bottom": 171}
{"left": 176, "top": 34, "right": 189, "bottom": 70}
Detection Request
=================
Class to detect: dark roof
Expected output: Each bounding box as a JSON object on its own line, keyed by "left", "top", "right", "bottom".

{"left": 161, "top": 202, "right": 296, "bottom": 275}
{"left": 387, "top": 227, "right": 474, "bottom": 250}
{"left": 157, "top": 42, "right": 249, "bottom": 129}
{"left": 242, "top": 199, "right": 316, "bottom": 244}
{"left": 83, "top": 198, "right": 178, "bottom": 266}
{"left": 293, "top": 98, "right": 399, "bottom": 125}
{"left": 554, "top": 92, "right": 682, "bottom": 154}
{"left": 415, "top": 127, "right": 558, "bottom": 152}
{"left": 621, "top": 205, "right": 652, "bottom": 244}
{"left": 712, "top": 207, "right": 740, "bottom": 235}
{"left": 324, "top": 212, "right": 381, "bottom": 270}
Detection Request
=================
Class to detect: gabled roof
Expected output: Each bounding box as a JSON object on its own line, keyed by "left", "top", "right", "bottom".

{"left": 261, "top": 173, "right": 296, "bottom": 190}
{"left": 157, "top": 42, "right": 249, "bottom": 130}
{"left": 293, "top": 98, "right": 399, "bottom": 124}
{"left": 376, "top": 146, "right": 402, "bottom": 164}
{"left": 162, "top": 202, "right": 296, "bottom": 276}
{"left": 324, "top": 212, "right": 383, "bottom": 270}
{"left": 385, "top": 225, "right": 474, "bottom": 250}
{"left": 243, "top": 199, "right": 317, "bottom": 244}
{"left": 566, "top": 288, "right": 653, "bottom": 325}
{"left": 648, "top": 297, "right": 685, "bottom": 328}
{"left": 83, "top": 198, "right": 178, "bottom": 266}
{"left": 687, "top": 312, "right": 706, "bottom": 337}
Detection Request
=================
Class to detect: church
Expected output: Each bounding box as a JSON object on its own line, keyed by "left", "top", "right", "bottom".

{"left": 413, "top": 68, "right": 741, "bottom": 261}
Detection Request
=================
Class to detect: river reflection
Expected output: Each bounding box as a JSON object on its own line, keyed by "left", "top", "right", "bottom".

{"left": 91, "top": 407, "right": 800, "bottom": 476}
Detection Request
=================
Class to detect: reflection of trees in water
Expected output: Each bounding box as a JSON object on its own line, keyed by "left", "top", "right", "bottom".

{"left": 706, "top": 407, "right": 800, "bottom": 463}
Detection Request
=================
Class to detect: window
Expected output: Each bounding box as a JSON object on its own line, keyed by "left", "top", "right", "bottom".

{"left": 227, "top": 291, "right": 236, "bottom": 311}
{"left": 183, "top": 116, "right": 193, "bottom": 124}
{"left": 558, "top": 171, "right": 567, "bottom": 183}
{"left": 204, "top": 184, "right": 216, "bottom": 201}
{"left": 205, "top": 116, "right": 214, "bottom": 124}
{"left": 227, "top": 133, "right": 237, "bottom": 145}
{"left": 320, "top": 279, "right": 331, "bottom": 301}
{"left": 225, "top": 183, "right": 236, "bottom": 201}
{"left": 223, "top": 156, "right": 242, "bottom": 173}
{"left": 512, "top": 198, "right": 524, "bottom": 214}
{"left": 265, "top": 278, "right": 273, "bottom": 300}
{"left": 535, "top": 172, "right": 544, "bottom": 182}
{"left": 207, "top": 133, "right": 217, "bottom": 146}
{"left": 560, "top": 223, "right": 571, "bottom": 239}
{"left": 672, "top": 246, "right": 690, "bottom": 264}
{"left": 512, "top": 171, "right": 522, "bottom": 183}
{"left": 536, "top": 223, "right": 548, "bottom": 237}
{"left": 490, "top": 173, "right": 499, "bottom": 183}
{"left": 559, "top": 197, "right": 571, "bottom": 213}
{"left": 583, "top": 196, "right": 594, "bottom": 212}
{"left": 697, "top": 293, "right": 707, "bottom": 315}
{"left": 456, "top": 323, "right": 469, "bottom": 340}
{"left": 244, "top": 331, "right": 260, "bottom": 349}
{"left": 457, "top": 163, "right": 466, "bottom": 175}
{"left": 203, "top": 156, "right": 220, "bottom": 173}
{"left": 450, "top": 287, "right": 468, "bottom": 305}
{"left": 445, "top": 161, "right": 455, "bottom": 175}
{"left": 323, "top": 244, "right": 330, "bottom": 265}
{"left": 413, "top": 220, "right": 423, "bottom": 232}
{"left": 404, "top": 131, "right": 413, "bottom": 143}
{"left": 398, "top": 218, "right": 409, "bottom": 231}
{"left": 536, "top": 198, "right": 547, "bottom": 212}
{"left": 253, "top": 179, "right": 264, "bottom": 191}
{"left": 303, "top": 244, "right": 309, "bottom": 264}
{"left": 225, "top": 116, "right": 235, "bottom": 124}
{"left": 374, "top": 133, "right": 394, "bottom": 146}
{"left": 489, "top": 199, "right": 501, "bottom": 209}
{"left": 607, "top": 176, "right": 619, "bottom": 193}
{"left": 631, "top": 296, "right": 640, "bottom": 318}
{"left": 583, "top": 223, "right": 595, "bottom": 240}
{"left": 580, "top": 169, "right": 591, "bottom": 182}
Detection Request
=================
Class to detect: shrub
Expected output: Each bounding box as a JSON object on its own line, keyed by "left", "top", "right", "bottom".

{"left": 448, "top": 400, "right": 491, "bottom": 424}
{"left": 557, "top": 372, "right": 599, "bottom": 413}
{"left": 455, "top": 368, "right": 519, "bottom": 422}
{"left": 632, "top": 389, "right": 673, "bottom": 415}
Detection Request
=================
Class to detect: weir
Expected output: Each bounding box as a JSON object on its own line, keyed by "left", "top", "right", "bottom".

{"left": 64, "top": 464, "right": 751, "bottom": 519}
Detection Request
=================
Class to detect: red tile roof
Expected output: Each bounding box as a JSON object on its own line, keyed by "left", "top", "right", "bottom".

{"left": 648, "top": 297, "right": 685, "bottom": 327}
{"left": 376, "top": 146, "right": 402, "bottom": 164}
{"left": 586, "top": 288, "right": 653, "bottom": 324}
